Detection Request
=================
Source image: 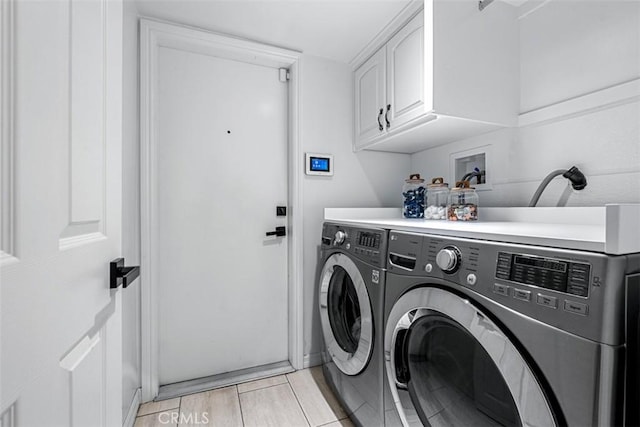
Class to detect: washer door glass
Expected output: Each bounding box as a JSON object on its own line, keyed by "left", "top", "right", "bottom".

{"left": 327, "top": 265, "right": 361, "bottom": 354}
{"left": 399, "top": 314, "right": 520, "bottom": 426}
{"left": 386, "top": 287, "right": 556, "bottom": 427}
{"left": 319, "top": 253, "right": 373, "bottom": 376}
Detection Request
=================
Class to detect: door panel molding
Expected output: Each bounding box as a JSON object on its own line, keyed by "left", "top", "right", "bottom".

{"left": 139, "top": 18, "right": 303, "bottom": 401}
{"left": 1, "top": 0, "right": 16, "bottom": 263}
{"left": 0, "top": 403, "right": 16, "bottom": 427}
{"left": 58, "top": 289, "right": 123, "bottom": 427}
{"left": 60, "top": 0, "right": 108, "bottom": 249}
{"left": 60, "top": 331, "right": 107, "bottom": 427}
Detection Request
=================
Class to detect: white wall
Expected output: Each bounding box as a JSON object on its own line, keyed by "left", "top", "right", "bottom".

{"left": 519, "top": 0, "right": 640, "bottom": 114}
{"left": 411, "top": 0, "right": 640, "bottom": 208}
{"left": 300, "top": 55, "right": 410, "bottom": 359}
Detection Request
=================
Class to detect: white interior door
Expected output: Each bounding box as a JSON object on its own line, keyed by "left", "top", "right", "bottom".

{"left": 1, "top": 0, "right": 124, "bottom": 425}
{"left": 155, "top": 45, "right": 289, "bottom": 385}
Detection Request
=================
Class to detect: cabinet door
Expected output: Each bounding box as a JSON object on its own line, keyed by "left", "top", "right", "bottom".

{"left": 387, "top": 11, "right": 425, "bottom": 131}
{"left": 354, "top": 48, "right": 386, "bottom": 149}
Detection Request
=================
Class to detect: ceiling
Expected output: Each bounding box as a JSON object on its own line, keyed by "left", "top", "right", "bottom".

{"left": 135, "top": 0, "right": 414, "bottom": 64}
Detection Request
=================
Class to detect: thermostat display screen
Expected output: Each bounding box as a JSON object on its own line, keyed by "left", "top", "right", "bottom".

{"left": 305, "top": 153, "right": 333, "bottom": 176}
{"left": 310, "top": 157, "right": 330, "bottom": 172}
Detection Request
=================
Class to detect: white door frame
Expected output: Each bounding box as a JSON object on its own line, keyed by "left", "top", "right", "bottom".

{"left": 139, "top": 18, "right": 304, "bottom": 401}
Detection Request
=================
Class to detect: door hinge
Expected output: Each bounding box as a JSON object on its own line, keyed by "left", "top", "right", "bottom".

{"left": 279, "top": 68, "right": 290, "bottom": 82}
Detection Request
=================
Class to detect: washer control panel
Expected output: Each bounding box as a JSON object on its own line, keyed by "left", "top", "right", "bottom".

{"left": 385, "top": 230, "right": 639, "bottom": 345}
{"left": 322, "top": 222, "right": 388, "bottom": 268}
{"left": 496, "top": 252, "right": 591, "bottom": 297}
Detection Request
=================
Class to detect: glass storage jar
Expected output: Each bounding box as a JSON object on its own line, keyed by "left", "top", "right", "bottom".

{"left": 447, "top": 181, "right": 478, "bottom": 221}
{"left": 403, "top": 174, "right": 426, "bottom": 218}
{"left": 425, "top": 177, "right": 449, "bottom": 220}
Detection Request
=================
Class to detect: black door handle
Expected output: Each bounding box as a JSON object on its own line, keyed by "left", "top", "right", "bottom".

{"left": 110, "top": 258, "right": 140, "bottom": 289}
{"left": 377, "top": 108, "right": 384, "bottom": 131}
{"left": 266, "top": 226, "right": 286, "bottom": 237}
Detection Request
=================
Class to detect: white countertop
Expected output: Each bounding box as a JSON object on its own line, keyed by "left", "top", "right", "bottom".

{"left": 324, "top": 205, "right": 640, "bottom": 255}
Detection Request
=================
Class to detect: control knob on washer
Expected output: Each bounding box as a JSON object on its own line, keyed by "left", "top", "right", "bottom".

{"left": 436, "top": 247, "right": 461, "bottom": 273}
{"left": 334, "top": 230, "right": 347, "bottom": 245}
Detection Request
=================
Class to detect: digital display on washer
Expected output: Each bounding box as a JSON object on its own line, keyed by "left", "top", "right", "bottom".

{"left": 357, "top": 232, "right": 380, "bottom": 249}
{"left": 496, "top": 252, "right": 590, "bottom": 297}
{"left": 514, "top": 255, "right": 567, "bottom": 272}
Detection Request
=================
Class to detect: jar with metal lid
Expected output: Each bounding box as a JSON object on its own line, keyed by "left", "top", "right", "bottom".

{"left": 425, "top": 177, "right": 449, "bottom": 220}
{"left": 402, "top": 174, "right": 426, "bottom": 218}
{"left": 447, "top": 181, "right": 478, "bottom": 221}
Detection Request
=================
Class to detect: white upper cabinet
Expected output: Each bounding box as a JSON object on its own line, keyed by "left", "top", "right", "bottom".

{"left": 353, "top": 0, "right": 518, "bottom": 153}
{"left": 386, "top": 12, "right": 425, "bottom": 133}
{"left": 355, "top": 48, "right": 386, "bottom": 144}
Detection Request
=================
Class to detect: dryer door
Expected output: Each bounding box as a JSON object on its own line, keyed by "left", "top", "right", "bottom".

{"left": 319, "top": 253, "right": 373, "bottom": 376}
{"left": 385, "top": 287, "right": 556, "bottom": 427}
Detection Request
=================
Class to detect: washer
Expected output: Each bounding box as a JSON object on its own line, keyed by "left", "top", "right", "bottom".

{"left": 383, "top": 230, "right": 640, "bottom": 426}
{"left": 318, "top": 222, "right": 388, "bottom": 426}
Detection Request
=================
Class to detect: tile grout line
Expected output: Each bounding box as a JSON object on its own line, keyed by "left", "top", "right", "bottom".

{"left": 236, "top": 385, "right": 247, "bottom": 427}
{"left": 136, "top": 403, "right": 182, "bottom": 419}
{"left": 286, "top": 379, "right": 313, "bottom": 427}
{"left": 176, "top": 396, "right": 182, "bottom": 427}
{"left": 237, "top": 380, "right": 289, "bottom": 395}
{"left": 316, "top": 415, "right": 352, "bottom": 427}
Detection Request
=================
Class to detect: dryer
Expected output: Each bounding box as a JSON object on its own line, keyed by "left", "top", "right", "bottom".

{"left": 318, "top": 222, "right": 388, "bottom": 426}
{"left": 383, "top": 230, "right": 640, "bottom": 426}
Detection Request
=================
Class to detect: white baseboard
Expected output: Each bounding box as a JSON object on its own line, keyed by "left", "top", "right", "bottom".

{"left": 123, "top": 388, "right": 141, "bottom": 427}
{"left": 303, "top": 352, "right": 323, "bottom": 369}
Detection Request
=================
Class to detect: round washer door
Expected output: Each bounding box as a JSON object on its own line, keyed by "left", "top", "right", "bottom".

{"left": 319, "top": 253, "right": 373, "bottom": 376}
{"left": 385, "top": 287, "right": 556, "bottom": 427}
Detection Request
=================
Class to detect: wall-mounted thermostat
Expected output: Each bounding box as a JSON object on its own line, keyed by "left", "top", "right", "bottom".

{"left": 305, "top": 153, "right": 333, "bottom": 176}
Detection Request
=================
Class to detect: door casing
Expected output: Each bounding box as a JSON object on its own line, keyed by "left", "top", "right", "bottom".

{"left": 139, "top": 18, "right": 303, "bottom": 401}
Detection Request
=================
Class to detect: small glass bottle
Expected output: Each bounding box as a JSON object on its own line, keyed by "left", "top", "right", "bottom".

{"left": 447, "top": 181, "right": 479, "bottom": 221}
{"left": 402, "top": 174, "right": 426, "bottom": 218}
{"left": 425, "top": 177, "right": 449, "bottom": 220}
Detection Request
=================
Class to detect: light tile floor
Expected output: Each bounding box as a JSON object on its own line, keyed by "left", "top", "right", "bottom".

{"left": 134, "top": 367, "right": 354, "bottom": 427}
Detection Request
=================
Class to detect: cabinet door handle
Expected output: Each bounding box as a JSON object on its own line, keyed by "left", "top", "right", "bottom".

{"left": 385, "top": 104, "right": 391, "bottom": 130}
{"left": 377, "top": 108, "right": 384, "bottom": 131}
